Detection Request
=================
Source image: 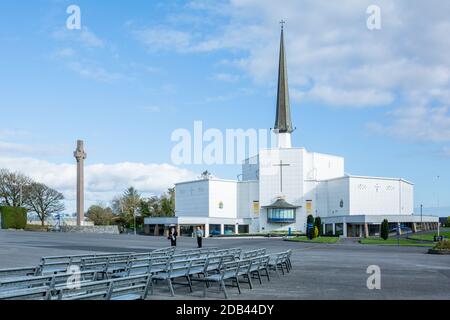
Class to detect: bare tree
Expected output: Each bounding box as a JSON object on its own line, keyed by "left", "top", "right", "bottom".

{"left": 24, "top": 183, "right": 65, "bottom": 226}
{"left": 0, "top": 169, "right": 33, "bottom": 207}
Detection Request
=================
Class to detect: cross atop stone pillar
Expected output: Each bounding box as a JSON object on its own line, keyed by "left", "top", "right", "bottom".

{"left": 74, "top": 140, "right": 87, "bottom": 226}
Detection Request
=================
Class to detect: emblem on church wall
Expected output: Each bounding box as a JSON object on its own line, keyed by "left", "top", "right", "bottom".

{"left": 218, "top": 201, "right": 224, "bottom": 210}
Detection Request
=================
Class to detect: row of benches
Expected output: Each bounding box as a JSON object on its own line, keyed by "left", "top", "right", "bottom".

{"left": 0, "top": 247, "right": 292, "bottom": 300}
{"left": 0, "top": 247, "right": 233, "bottom": 279}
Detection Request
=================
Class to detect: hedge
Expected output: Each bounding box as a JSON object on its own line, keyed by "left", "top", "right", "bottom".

{"left": 0, "top": 206, "right": 27, "bottom": 229}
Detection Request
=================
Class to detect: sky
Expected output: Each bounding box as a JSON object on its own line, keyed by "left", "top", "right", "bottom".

{"left": 0, "top": 0, "right": 449, "bottom": 216}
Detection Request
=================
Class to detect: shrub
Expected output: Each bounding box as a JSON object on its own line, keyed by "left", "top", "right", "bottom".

{"left": 312, "top": 226, "right": 319, "bottom": 239}
{"left": 314, "top": 216, "right": 322, "bottom": 236}
{"left": 306, "top": 215, "right": 314, "bottom": 239}
{"left": 434, "top": 240, "right": 450, "bottom": 250}
{"left": 0, "top": 206, "right": 27, "bottom": 229}
{"left": 25, "top": 224, "right": 50, "bottom": 232}
{"left": 380, "top": 219, "right": 389, "bottom": 240}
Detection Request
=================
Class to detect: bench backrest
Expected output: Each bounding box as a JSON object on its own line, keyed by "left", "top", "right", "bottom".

{"left": 56, "top": 279, "right": 111, "bottom": 300}
{"left": 0, "top": 286, "right": 51, "bottom": 300}
{"left": 107, "top": 275, "right": 152, "bottom": 300}
{"left": 0, "top": 275, "right": 54, "bottom": 292}
{"left": 167, "top": 260, "right": 192, "bottom": 277}
{"left": 0, "top": 266, "right": 40, "bottom": 279}
{"left": 220, "top": 262, "right": 240, "bottom": 280}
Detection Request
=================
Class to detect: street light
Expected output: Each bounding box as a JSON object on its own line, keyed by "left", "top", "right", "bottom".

{"left": 437, "top": 175, "right": 440, "bottom": 237}
{"left": 133, "top": 207, "right": 137, "bottom": 236}
{"left": 19, "top": 183, "right": 31, "bottom": 207}
{"left": 420, "top": 204, "right": 423, "bottom": 224}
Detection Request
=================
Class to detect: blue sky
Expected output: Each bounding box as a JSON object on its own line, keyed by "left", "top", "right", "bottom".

{"left": 0, "top": 0, "right": 449, "bottom": 215}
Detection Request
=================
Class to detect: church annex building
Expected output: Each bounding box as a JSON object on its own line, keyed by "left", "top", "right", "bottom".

{"left": 144, "top": 26, "right": 438, "bottom": 238}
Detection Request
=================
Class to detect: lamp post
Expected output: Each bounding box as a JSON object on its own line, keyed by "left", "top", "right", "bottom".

{"left": 420, "top": 204, "right": 423, "bottom": 223}
{"left": 19, "top": 183, "right": 31, "bottom": 207}
{"left": 437, "top": 175, "right": 440, "bottom": 237}
{"left": 19, "top": 184, "right": 23, "bottom": 207}
{"left": 134, "top": 207, "right": 137, "bottom": 236}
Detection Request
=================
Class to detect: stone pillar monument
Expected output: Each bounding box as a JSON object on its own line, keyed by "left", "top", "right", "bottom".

{"left": 74, "top": 140, "right": 87, "bottom": 226}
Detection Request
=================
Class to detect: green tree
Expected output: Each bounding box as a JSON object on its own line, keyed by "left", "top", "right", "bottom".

{"left": 139, "top": 188, "right": 175, "bottom": 218}
{"left": 199, "top": 171, "right": 212, "bottom": 180}
{"left": 160, "top": 188, "right": 175, "bottom": 217}
{"left": 23, "top": 183, "right": 64, "bottom": 226}
{"left": 380, "top": 219, "right": 389, "bottom": 240}
{"left": 307, "top": 215, "right": 315, "bottom": 240}
{"left": 445, "top": 217, "right": 450, "bottom": 228}
{"left": 112, "top": 187, "right": 141, "bottom": 229}
{"left": 314, "top": 216, "right": 322, "bottom": 236}
{"left": 86, "top": 205, "right": 114, "bottom": 226}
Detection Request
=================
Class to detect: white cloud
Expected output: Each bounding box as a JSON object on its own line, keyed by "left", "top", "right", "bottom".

{"left": 130, "top": 0, "right": 450, "bottom": 144}
{"left": 0, "top": 130, "right": 29, "bottom": 139}
{"left": 295, "top": 86, "right": 394, "bottom": 108}
{"left": 67, "top": 62, "right": 124, "bottom": 82}
{"left": 367, "top": 105, "right": 450, "bottom": 143}
{"left": 139, "top": 106, "right": 161, "bottom": 113}
{"left": 52, "top": 27, "right": 105, "bottom": 49}
{"left": 133, "top": 27, "right": 193, "bottom": 53}
{"left": 0, "top": 140, "right": 65, "bottom": 157}
{"left": 0, "top": 156, "right": 197, "bottom": 213}
{"left": 137, "top": 2, "right": 448, "bottom": 102}
{"left": 441, "top": 147, "right": 450, "bottom": 158}
{"left": 0, "top": 142, "right": 37, "bottom": 154}
{"left": 51, "top": 48, "right": 76, "bottom": 59}
{"left": 213, "top": 73, "right": 240, "bottom": 83}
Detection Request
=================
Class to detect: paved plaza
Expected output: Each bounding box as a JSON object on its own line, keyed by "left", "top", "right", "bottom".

{"left": 0, "top": 230, "right": 449, "bottom": 300}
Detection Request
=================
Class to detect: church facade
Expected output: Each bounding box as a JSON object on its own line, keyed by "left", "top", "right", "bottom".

{"left": 144, "top": 26, "right": 438, "bottom": 238}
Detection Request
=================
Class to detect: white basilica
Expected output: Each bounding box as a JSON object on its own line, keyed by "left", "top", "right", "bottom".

{"left": 144, "top": 26, "right": 438, "bottom": 238}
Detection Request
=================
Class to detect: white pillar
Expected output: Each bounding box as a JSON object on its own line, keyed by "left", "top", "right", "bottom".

{"left": 74, "top": 140, "right": 87, "bottom": 227}
{"left": 332, "top": 223, "right": 336, "bottom": 236}
{"left": 220, "top": 224, "right": 225, "bottom": 235}
{"left": 235, "top": 224, "right": 239, "bottom": 235}
{"left": 274, "top": 132, "right": 292, "bottom": 148}
{"left": 204, "top": 224, "right": 210, "bottom": 238}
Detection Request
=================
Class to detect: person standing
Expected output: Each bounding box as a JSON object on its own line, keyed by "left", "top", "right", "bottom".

{"left": 195, "top": 226, "right": 204, "bottom": 248}
{"left": 168, "top": 226, "right": 178, "bottom": 247}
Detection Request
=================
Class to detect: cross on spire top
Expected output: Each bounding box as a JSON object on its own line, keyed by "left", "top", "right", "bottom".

{"left": 280, "top": 20, "right": 286, "bottom": 29}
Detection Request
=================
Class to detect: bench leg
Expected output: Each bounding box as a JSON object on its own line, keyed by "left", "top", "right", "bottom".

{"left": 167, "top": 279, "right": 175, "bottom": 297}
{"left": 247, "top": 274, "right": 253, "bottom": 289}
{"left": 235, "top": 278, "right": 242, "bottom": 294}
{"left": 257, "top": 271, "right": 263, "bottom": 284}
{"left": 203, "top": 281, "right": 207, "bottom": 298}
{"left": 186, "top": 276, "right": 193, "bottom": 293}
{"left": 221, "top": 280, "right": 229, "bottom": 300}
{"left": 279, "top": 264, "right": 285, "bottom": 275}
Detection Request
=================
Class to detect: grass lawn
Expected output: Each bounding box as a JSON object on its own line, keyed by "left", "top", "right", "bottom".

{"left": 285, "top": 236, "right": 340, "bottom": 244}
{"left": 360, "top": 238, "right": 434, "bottom": 247}
{"left": 408, "top": 229, "right": 450, "bottom": 241}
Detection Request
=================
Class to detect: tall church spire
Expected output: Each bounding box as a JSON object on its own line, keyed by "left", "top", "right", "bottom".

{"left": 274, "top": 21, "right": 294, "bottom": 148}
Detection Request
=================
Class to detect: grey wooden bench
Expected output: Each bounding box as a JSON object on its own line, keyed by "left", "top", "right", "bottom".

{"left": 108, "top": 275, "right": 152, "bottom": 300}
{"left": 202, "top": 261, "right": 240, "bottom": 299}
{"left": 0, "top": 266, "right": 40, "bottom": 280}
{"left": 0, "top": 286, "right": 51, "bottom": 300}
{"left": 152, "top": 260, "right": 193, "bottom": 297}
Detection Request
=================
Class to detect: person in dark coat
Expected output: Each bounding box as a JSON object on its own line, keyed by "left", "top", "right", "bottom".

{"left": 195, "top": 226, "right": 204, "bottom": 248}
{"left": 168, "top": 226, "right": 178, "bottom": 247}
